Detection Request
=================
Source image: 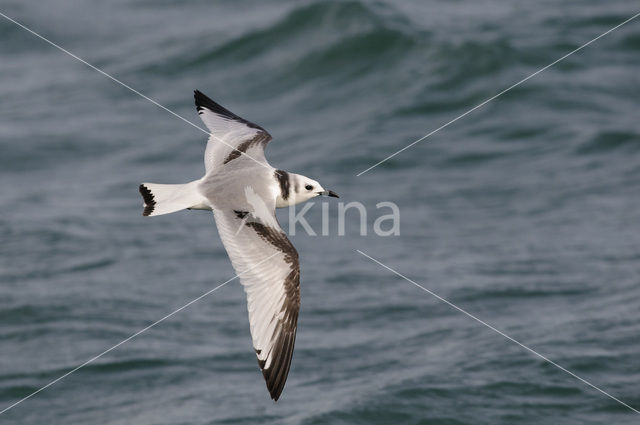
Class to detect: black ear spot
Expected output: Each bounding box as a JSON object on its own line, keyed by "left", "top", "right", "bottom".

{"left": 305, "top": 185, "right": 313, "bottom": 191}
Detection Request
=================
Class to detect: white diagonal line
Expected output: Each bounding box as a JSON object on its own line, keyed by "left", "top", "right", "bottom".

{"left": 0, "top": 252, "right": 279, "bottom": 416}
{"left": 0, "top": 10, "right": 270, "bottom": 171}
{"left": 356, "top": 249, "right": 640, "bottom": 415}
{"left": 356, "top": 11, "right": 640, "bottom": 176}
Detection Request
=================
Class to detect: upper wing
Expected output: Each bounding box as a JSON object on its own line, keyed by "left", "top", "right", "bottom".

{"left": 212, "top": 206, "right": 299, "bottom": 401}
{"left": 194, "top": 90, "right": 272, "bottom": 173}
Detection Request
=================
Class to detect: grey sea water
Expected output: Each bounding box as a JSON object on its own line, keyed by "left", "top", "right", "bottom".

{"left": 1, "top": 1, "right": 640, "bottom": 424}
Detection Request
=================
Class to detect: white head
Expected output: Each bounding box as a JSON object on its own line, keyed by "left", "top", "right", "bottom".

{"left": 275, "top": 170, "right": 338, "bottom": 207}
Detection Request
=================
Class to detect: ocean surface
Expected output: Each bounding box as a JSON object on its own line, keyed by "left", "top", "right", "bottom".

{"left": 1, "top": 1, "right": 640, "bottom": 424}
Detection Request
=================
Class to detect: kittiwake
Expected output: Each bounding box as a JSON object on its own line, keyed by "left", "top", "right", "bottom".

{"left": 139, "top": 90, "right": 339, "bottom": 401}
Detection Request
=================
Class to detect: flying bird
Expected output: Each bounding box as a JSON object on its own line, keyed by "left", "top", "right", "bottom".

{"left": 139, "top": 90, "right": 338, "bottom": 401}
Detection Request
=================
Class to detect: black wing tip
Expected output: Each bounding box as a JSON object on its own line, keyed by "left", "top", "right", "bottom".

{"left": 193, "top": 89, "right": 262, "bottom": 130}
{"left": 263, "top": 370, "right": 288, "bottom": 402}
{"left": 139, "top": 184, "right": 155, "bottom": 216}
{"left": 259, "top": 329, "right": 297, "bottom": 402}
{"left": 194, "top": 89, "right": 234, "bottom": 119}
{"left": 193, "top": 89, "right": 208, "bottom": 108}
{"left": 266, "top": 374, "right": 285, "bottom": 402}
{"left": 194, "top": 89, "right": 212, "bottom": 114}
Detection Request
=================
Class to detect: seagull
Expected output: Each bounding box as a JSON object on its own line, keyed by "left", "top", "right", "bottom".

{"left": 139, "top": 90, "right": 339, "bottom": 401}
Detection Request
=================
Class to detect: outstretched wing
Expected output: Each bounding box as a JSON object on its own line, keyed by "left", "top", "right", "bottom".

{"left": 194, "top": 90, "right": 272, "bottom": 173}
{"left": 212, "top": 207, "right": 299, "bottom": 401}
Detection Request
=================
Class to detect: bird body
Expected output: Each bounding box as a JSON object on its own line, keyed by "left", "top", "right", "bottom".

{"left": 139, "top": 90, "right": 337, "bottom": 401}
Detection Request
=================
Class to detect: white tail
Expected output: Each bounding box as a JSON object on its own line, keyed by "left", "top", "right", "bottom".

{"left": 139, "top": 180, "right": 209, "bottom": 216}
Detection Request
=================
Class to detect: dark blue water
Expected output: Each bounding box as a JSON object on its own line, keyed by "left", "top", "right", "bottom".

{"left": 1, "top": 1, "right": 640, "bottom": 424}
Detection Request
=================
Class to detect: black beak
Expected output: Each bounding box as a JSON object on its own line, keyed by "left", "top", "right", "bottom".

{"left": 320, "top": 190, "right": 339, "bottom": 198}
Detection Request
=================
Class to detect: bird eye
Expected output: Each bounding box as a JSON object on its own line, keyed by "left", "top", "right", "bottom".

{"left": 305, "top": 185, "right": 313, "bottom": 191}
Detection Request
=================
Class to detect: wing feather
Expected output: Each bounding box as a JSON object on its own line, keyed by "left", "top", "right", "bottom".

{"left": 212, "top": 208, "right": 299, "bottom": 401}
{"left": 194, "top": 90, "right": 272, "bottom": 173}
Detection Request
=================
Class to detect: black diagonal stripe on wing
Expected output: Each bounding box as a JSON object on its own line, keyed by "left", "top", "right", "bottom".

{"left": 223, "top": 131, "right": 271, "bottom": 165}
{"left": 246, "top": 221, "right": 298, "bottom": 265}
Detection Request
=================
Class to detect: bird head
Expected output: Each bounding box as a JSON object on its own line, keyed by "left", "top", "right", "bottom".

{"left": 277, "top": 173, "right": 339, "bottom": 207}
